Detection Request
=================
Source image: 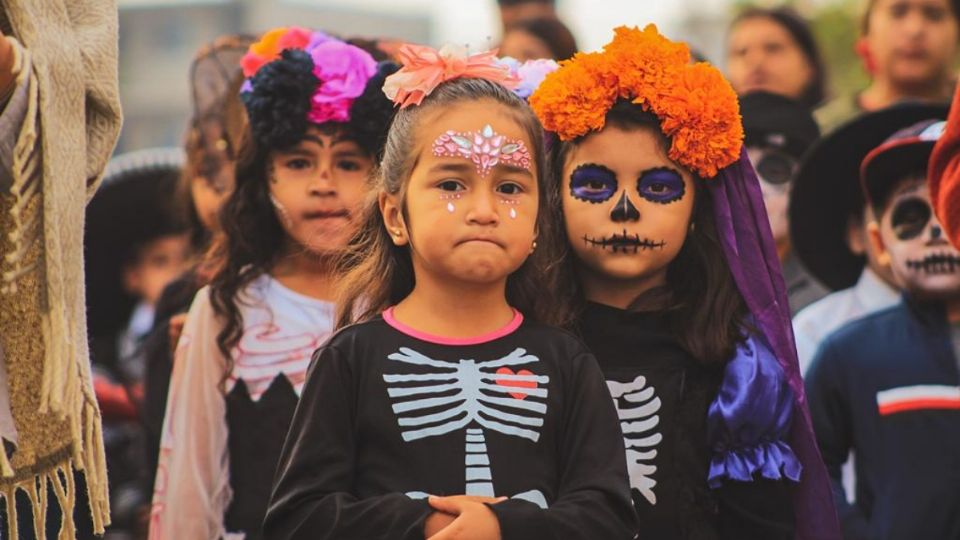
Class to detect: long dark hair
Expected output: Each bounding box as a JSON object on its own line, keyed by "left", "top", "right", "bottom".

{"left": 206, "top": 129, "right": 289, "bottom": 364}
{"left": 730, "top": 7, "right": 827, "bottom": 108}
{"left": 549, "top": 102, "right": 747, "bottom": 365}
{"left": 335, "top": 77, "right": 564, "bottom": 330}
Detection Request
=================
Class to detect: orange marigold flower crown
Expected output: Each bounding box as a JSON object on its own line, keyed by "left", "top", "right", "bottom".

{"left": 529, "top": 25, "right": 743, "bottom": 178}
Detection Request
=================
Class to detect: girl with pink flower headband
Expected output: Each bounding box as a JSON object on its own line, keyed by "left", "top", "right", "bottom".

{"left": 148, "top": 27, "right": 398, "bottom": 540}
{"left": 263, "top": 42, "right": 637, "bottom": 540}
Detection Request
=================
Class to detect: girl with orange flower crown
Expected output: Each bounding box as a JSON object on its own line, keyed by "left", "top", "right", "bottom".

{"left": 529, "top": 26, "right": 841, "bottom": 540}
{"left": 263, "top": 43, "right": 638, "bottom": 540}
{"left": 148, "top": 28, "right": 399, "bottom": 540}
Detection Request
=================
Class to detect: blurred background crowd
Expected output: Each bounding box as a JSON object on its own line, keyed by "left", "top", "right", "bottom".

{"left": 1, "top": 0, "right": 959, "bottom": 538}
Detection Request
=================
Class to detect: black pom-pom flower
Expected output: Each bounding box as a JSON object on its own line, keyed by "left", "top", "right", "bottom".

{"left": 347, "top": 61, "right": 401, "bottom": 160}
{"left": 241, "top": 49, "right": 318, "bottom": 150}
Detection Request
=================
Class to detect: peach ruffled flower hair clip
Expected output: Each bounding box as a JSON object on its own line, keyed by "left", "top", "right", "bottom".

{"left": 382, "top": 43, "right": 520, "bottom": 108}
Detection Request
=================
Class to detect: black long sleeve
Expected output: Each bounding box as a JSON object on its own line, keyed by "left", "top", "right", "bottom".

{"left": 487, "top": 352, "right": 638, "bottom": 540}
{"left": 264, "top": 316, "right": 637, "bottom": 540}
{"left": 264, "top": 345, "right": 433, "bottom": 540}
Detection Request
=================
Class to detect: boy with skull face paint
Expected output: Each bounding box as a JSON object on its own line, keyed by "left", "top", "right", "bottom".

{"left": 530, "top": 25, "right": 840, "bottom": 540}
{"left": 805, "top": 119, "right": 960, "bottom": 540}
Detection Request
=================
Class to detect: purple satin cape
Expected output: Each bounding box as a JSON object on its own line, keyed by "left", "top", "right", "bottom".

{"left": 710, "top": 149, "right": 841, "bottom": 540}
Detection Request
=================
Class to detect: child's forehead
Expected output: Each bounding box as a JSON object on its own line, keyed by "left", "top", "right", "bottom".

{"left": 419, "top": 101, "right": 530, "bottom": 145}
{"left": 882, "top": 176, "right": 929, "bottom": 214}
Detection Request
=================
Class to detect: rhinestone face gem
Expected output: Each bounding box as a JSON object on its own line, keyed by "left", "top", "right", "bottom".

{"left": 431, "top": 124, "right": 532, "bottom": 177}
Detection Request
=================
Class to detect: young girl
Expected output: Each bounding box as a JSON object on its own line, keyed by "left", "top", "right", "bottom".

{"left": 149, "top": 28, "right": 398, "bottom": 540}
{"left": 263, "top": 44, "right": 638, "bottom": 540}
{"left": 142, "top": 33, "right": 252, "bottom": 491}
{"left": 529, "top": 26, "right": 840, "bottom": 539}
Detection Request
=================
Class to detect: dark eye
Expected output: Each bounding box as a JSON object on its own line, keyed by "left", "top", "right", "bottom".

{"left": 891, "top": 197, "right": 931, "bottom": 241}
{"left": 637, "top": 168, "right": 685, "bottom": 204}
{"left": 570, "top": 164, "right": 618, "bottom": 203}
{"left": 337, "top": 160, "right": 363, "bottom": 172}
{"left": 285, "top": 158, "right": 311, "bottom": 171}
{"left": 755, "top": 151, "right": 797, "bottom": 186}
{"left": 924, "top": 5, "right": 946, "bottom": 21}
{"left": 439, "top": 180, "right": 464, "bottom": 192}
{"left": 497, "top": 182, "right": 523, "bottom": 195}
{"left": 890, "top": 2, "right": 909, "bottom": 18}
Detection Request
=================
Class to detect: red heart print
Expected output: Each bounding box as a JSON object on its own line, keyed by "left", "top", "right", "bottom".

{"left": 496, "top": 367, "right": 536, "bottom": 400}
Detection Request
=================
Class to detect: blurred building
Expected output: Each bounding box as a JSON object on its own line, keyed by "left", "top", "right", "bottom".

{"left": 117, "top": 0, "right": 431, "bottom": 153}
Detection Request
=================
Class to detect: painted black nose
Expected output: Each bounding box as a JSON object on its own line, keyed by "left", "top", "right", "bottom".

{"left": 610, "top": 191, "right": 640, "bottom": 222}
{"left": 931, "top": 225, "right": 943, "bottom": 239}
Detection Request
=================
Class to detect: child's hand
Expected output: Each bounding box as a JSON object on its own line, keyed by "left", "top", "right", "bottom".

{"left": 426, "top": 495, "right": 505, "bottom": 540}
{"left": 423, "top": 511, "right": 456, "bottom": 537}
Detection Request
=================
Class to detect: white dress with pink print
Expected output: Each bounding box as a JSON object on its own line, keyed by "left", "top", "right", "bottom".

{"left": 149, "top": 274, "right": 334, "bottom": 540}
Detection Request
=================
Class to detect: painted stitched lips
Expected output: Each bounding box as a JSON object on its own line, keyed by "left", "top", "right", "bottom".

{"left": 583, "top": 229, "right": 666, "bottom": 254}
{"left": 905, "top": 252, "right": 960, "bottom": 274}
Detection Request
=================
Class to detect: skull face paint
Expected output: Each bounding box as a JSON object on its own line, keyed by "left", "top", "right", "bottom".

{"left": 637, "top": 168, "right": 685, "bottom": 204}
{"left": 878, "top": 179, "right": 960, "bottom": 300}
{"left": 432, "top": 124, "right": 532, "bottom": 178}
{"left": 747, "top": 146, "right": 797, "bottom": 244}
{"left": 560, "top": 126, "right": 696, "bottom": 286}
{"left": 570, "top": 164, "right": 618, "bottom": 203}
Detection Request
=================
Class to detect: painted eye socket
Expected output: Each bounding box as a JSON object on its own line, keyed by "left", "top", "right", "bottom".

{"left": 570, "top": 164, "right": 618, "bottom": 203}
{"left": 637, "top": 168, "right": 685, "bottom": 204}
{"left": 891, "top": 197, "right": 931, "bottom": 241}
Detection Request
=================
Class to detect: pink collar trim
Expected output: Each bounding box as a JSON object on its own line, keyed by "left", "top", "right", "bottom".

{"left": 382, "top": 307, "right": 524, "bottom": 346}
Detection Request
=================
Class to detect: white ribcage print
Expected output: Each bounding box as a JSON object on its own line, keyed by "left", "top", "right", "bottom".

{"left": 383, "top": 347, "right": 550, "bottom": 507}
{"left": 607, "top": 375, "right": 662, "bottom": 505}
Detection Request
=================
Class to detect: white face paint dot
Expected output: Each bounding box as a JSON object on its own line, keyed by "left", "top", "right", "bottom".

{"left": 447, "top": 202, "right": 455, "bottom": 213}
{"left": 509, "top": 207, "right": 517, "bottom": 219}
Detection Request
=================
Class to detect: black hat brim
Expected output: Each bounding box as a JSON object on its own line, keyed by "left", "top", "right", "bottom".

{"left": 789, "top": 102, "right": 949, "bottom": 291}
{"left": 84, "top": 148, "right": 185, "bottom": 337}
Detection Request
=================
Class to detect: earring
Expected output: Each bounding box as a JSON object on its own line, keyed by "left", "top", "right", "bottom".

{"left": 689, "top": 222, "right": 696, "bottom": 233}
{"left": 531, "top": 240, "right": 538, "bottom": 253}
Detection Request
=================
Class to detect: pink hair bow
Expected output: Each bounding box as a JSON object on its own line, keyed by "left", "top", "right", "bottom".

{"left": 382, "top": 43, "right": 520, "bottom": 109}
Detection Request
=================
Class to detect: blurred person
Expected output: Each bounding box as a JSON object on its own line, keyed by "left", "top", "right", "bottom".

{"left": 140, "top": 34, "right": 253, "bottom": 495}
{"left": 806, "top": 118, "right": 960, "bottom": 540}
{"left": 791, "top": 103, "right": 949, "bottom": 372}
{"left": 741, "top": 91, "right": 828, "bottom": 314}
{"left": 498, "top": 0, "right": 557, "bottom": 29}
{"left": 84, "top": 150, "right": 190, "bottom": 539}
{"left": 929, "top": 80, "right": 960, "bottom": 248}
{"left": 500, "top": 17, "right": 578, "bottom": 61}
{"left": 0, "top": 1, "right": 120, "bottom": 538}
{"left": 727, "top": 7, "right": 827, "bottom": 109}
{"left": 817, "top": 0, "right": 958, "bottom": 131}
{"left": 148, "top": 29, "right": 398, "bottom": 540}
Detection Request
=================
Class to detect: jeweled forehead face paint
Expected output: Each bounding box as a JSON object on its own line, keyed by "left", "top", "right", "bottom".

{"left": 431, "top": 124, "right": 532, "bottom": 177}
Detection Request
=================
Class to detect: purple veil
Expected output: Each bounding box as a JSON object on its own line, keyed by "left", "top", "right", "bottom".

{"left": 711, "top": 149, "right": 841, "bottom": 540}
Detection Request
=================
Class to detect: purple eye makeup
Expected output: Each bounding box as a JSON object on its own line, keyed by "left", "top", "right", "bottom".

{"left": 570, "top": 164, "right": 618, "bottom": 204}
{"left": 637, "top": 168, "right": 685, "bottom": 204}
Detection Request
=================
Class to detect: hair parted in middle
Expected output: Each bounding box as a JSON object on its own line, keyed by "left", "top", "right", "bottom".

{"left": 531, "top": 25, "right": 749, "bottom": 365}
{"left": 334, "top": 74, "right": 563, "bottom": 330}
{"left": 208, "top": 28, "right": 399, "bottom": 368}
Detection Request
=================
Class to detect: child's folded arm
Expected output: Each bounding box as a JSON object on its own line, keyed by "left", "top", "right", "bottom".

{"left": 264, "top": 345, "right": 434, "bottom": 540}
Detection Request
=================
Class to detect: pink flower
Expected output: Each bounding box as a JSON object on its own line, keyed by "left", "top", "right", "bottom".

{"left": 307, "top": 40, "right": 378, "bottom": 124}
{"left": 383, "top": 43, "right": 520, "bottom": 109}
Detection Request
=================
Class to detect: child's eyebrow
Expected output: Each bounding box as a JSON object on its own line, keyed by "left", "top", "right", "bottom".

{"left": 497, "top": 163, "right": 534, "bottom": 178}
{"left": 427, "top": 162, "right": 475, "bottom": 174}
